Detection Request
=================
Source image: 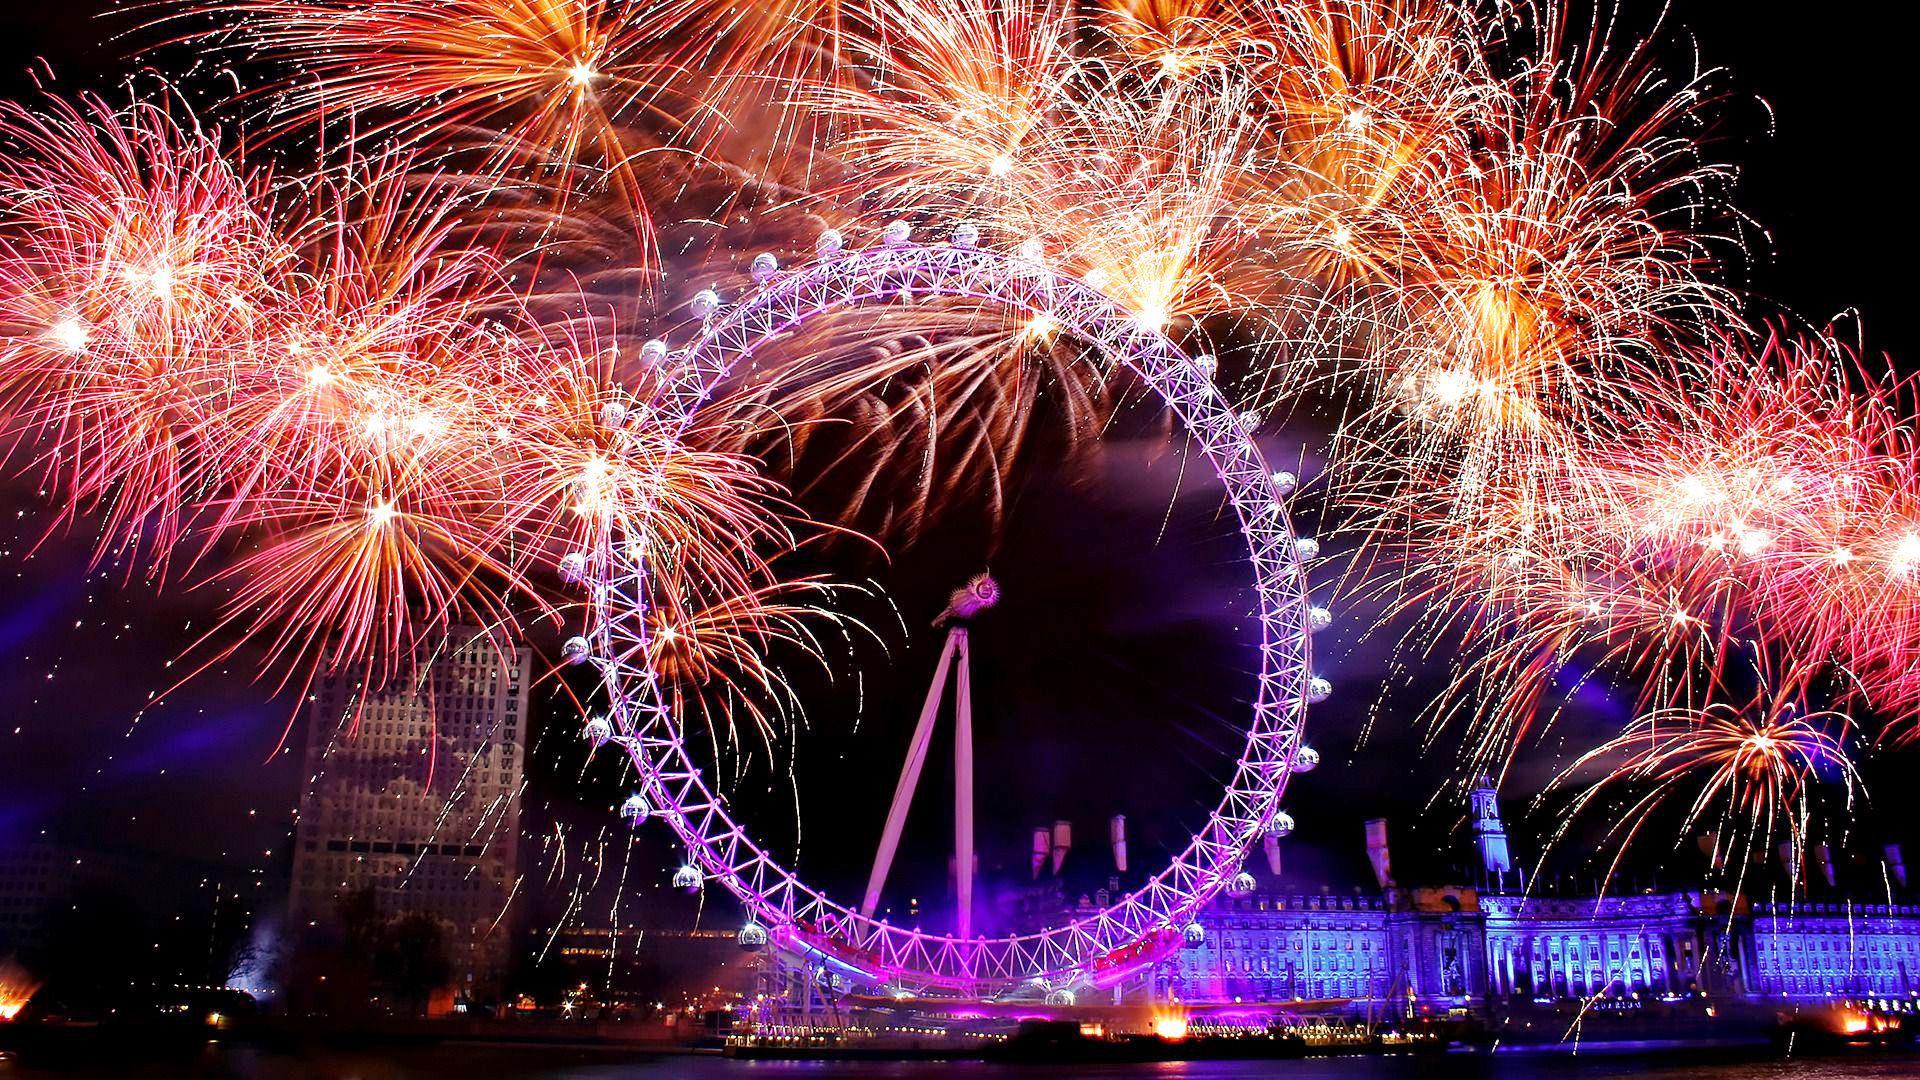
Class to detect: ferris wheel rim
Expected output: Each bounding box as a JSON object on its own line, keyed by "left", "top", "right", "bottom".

{"left": 586, "top": 233, "right": 1317, "bottom": 993}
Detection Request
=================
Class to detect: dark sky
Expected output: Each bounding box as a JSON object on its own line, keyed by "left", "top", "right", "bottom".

{"left": 3, "top": 0, "right": 1918, "bottom": 922}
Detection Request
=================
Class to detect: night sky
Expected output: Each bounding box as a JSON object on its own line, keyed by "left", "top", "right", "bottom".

{"left": 3, "top": 0, "right": 1919, "bottom": 934}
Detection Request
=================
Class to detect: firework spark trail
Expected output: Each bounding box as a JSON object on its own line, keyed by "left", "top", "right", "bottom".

{"left": 0, "top": 93, "right": 283, "bottom": 571}
{"left": 810, "top": 4, "right": 1303, "bottom": 333}
{"left": 1581, "top": 332, "right": 1920, "bottom": 730}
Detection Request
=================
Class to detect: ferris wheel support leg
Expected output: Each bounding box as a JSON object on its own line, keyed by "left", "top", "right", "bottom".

{"left": 955, "top": 627, "right": 975, "bottom": 942}
{"left": 860, "top": 627, "right": 961, "bottom": 920}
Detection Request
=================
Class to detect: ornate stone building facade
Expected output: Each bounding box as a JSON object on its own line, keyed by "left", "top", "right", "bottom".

{"left": 1150, "top": 886, "right": 1489, "bottom": 1008}
{"left": 1479, "top": 892, "right": 1734, "bottom": 999}
{"left": 1744, "top": 900, "right": 1920, "bottom": 998}
{"left": 1149, "top": 777, "right": 1920, "bottom": 1009}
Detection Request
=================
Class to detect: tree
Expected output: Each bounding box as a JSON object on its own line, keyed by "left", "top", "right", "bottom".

{"left": 373, "top": 912, "right": 451, "bottom": 1017}
{"left": 275, "top": 890, "right": 452, "bottom": 1018}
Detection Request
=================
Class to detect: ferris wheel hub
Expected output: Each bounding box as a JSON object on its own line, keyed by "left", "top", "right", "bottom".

{"left": 936, "top": 572, "right": 1001, "bottom": 625}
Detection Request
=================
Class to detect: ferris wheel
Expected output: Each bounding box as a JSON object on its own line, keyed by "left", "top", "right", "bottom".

{"left": 573, "top": 222, "right": 1329, "bottom": 996}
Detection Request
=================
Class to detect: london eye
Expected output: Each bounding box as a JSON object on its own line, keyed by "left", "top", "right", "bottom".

{"left": 576, "top": 224, "right": 1328, "bottom": 996}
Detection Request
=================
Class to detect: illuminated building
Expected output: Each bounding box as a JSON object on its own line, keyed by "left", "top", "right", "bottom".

{"left": 1149, "top": 876, "right": 1493, "bottom": 1009}
{"left": 1480, "top": 892, "right": 1731, "bottom": 999}
{"left": 288, "top": 627, "right": 529, "bottom": 1000}
{"left": 1146, "top": 775, "right": 1920, "bottom": 1009}
{"left": 1745, "top": 901, "right": 1920, "bottom": 998}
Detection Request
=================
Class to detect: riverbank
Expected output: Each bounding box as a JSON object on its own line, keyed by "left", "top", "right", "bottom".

{"left": 6, "top": 1039, "right": 1920, "bottom": 1079}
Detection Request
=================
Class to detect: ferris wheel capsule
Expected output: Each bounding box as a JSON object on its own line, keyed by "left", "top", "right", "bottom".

{"left": 558, "top": 551, "right": 589, "bottom": 584}
{"left": 1269, "top": 810, "right": 1297, "bottom": 837}
{"left": 1045, "top": 988, "right": 1076, "bottom": 1007}
{"left": 640, "top": 339, "right": 669, "bottom": 366}
{"left": 599, "top": 401, "right": 628, "bottom": 429}
{"left": 816, "top": 228, "right": 845, "bottom": 256}
{"left": 737, "top": 921, "right": 768, "bottom": 950}
{"left": 1182, "top": 921, "right": 1207, "bottom": 947}
{"left": 1018, "top": 237, "right": 1045, "bottom": 261}
{"left": 1308, "top": 606, "right": 1333, "bottom": 633}
{"left": 1228, "top": 871, "right": 1258, "bottom": 897}
{"left": 1194, "top": 353, "right": 1218, "bottom": 376}
{"left": 619, "top": 792, "right": 651, "bottom": 824}
{"left": 562, "top": 636, "right": 592, "bottom": 665}
{"left": 1270, "top": 470, "right": 1298, "bottom": 496}
{"left": 1237, "top": 409, "right": 1262, "bottom": 432}
{"left": 672, "top": 864, "right": 703, "bottom": 892}
{"left": 950, "top": 222, "right": 980, "bottom": 248}
{"left": 1293, "top": 537, "right": 1321, "bottom": 561}
{"left": 1306, "top": 676, "right": 1332, "bottom": 703}
{"left": 750, "top": 252, "right": 779, "bottom": 284}
{"left": 1290, "top": 746, "right": 1320, "bottom": 773}
{"left": 883, "top": 219, "right": 912, "bottom": 247}
{"left": 584, "top": 716, "right": 613, "bottom": 747}
{"left": 691, "top": 289, "right": 721, "bottom": 320}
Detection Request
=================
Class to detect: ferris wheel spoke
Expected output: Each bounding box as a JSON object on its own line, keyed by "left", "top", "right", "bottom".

{"left": 586, "top": 226, "right": 1324, "bottom": 994}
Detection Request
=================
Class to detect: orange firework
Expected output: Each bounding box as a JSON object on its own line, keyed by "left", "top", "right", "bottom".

{"left": 493, "top": 319, "right": 797, "bottom": 606}
{"left": 183, "top": 0, "right": 673, "bottom": 242}
{"left": 640, "top": 573, "right": 887, "bottom": 768}
{"left": 812, "top": 0, "right": 1076, "bottom": 208}
{"left": 814, "top": 5, "right": 1297, "bottom": 330}
{"left": 692, "top": 292, "right": 1119, "bottom": 538}
{"left": 1301, "top": 2, "right": 1763, "bottom": 787}
{"left": 1541, "top": 669, "right": 1860, "bottom": 896}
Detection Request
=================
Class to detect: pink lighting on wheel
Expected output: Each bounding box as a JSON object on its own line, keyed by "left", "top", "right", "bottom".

{"left": 583, "top": 229, "right": 1320, "bottom": 993}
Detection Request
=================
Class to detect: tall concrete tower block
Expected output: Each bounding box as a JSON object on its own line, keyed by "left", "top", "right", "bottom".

{"left": 1470, "top": 772, "right": 1514, "bottom": 880}
{"left": 289, "top": 627, "right": 529, "bottom": 1001}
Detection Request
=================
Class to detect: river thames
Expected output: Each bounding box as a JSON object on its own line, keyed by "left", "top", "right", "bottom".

{"left": 5, "top": 1046, "right": 1919, "bottom": 1079}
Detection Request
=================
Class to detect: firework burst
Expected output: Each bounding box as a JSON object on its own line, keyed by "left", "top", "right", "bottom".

{"left": 187, "top": 1, "right": 668, "bottom": 215}
{"left": 1540, "top": 667, "right": 1861, "bottom": 897}
{"left": 0, "top": 89, "right": 839, "bottom": 713}
{"left": 1, "top": 0, "right": 1918, "bottom": 902}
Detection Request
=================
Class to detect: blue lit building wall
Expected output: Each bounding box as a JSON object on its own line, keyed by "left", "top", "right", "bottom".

{"left": 1153, "top": 894, "right": 1395, "bottom": 1004}
{"left": 1744, "top": 901, "right": 1920, "bottom": 998}
{"left": 1479, "top": 893, "right": 1716, "bottom": 999}
{"left": 1149, "top": 891, "right": 1485, "bottom": 1007}
{"left": 1152, "top": 888, "right": 1920, "bottom": 1007}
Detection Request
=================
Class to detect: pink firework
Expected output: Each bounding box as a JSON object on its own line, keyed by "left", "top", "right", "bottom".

{"left": 0, "top": 92, "right": 281, "bottom": 570}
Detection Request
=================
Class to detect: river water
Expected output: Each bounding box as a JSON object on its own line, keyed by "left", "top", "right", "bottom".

{"left": 5, "top": 1045, "right": 1918, "bottom": 1080}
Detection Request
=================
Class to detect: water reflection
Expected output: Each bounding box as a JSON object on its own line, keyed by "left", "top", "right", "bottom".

{"left": 5, "top": 1046, "right": 1918, "bottom": 1080}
